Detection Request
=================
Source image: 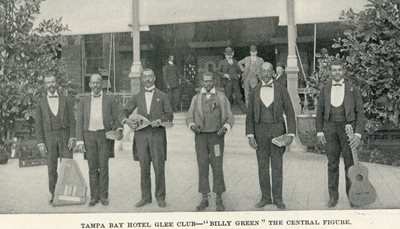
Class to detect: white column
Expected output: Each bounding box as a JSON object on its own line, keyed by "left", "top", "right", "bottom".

{"left": 129, "top": 0, "right": 141, "bottom": 94}
{"left": 286, "top": 0, "right": 301, "bottom": 115}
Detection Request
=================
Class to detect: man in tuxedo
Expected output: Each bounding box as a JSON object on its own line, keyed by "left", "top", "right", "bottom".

{"left": 76, "top": 74, "right": 123, "bottom": 207}
{"left": 123, "top": 68, "right": 173, "bottom": 208}
{"left": 238, "top": 45, "right": 264, "bottom": 107}
{"left": 246, "top": 62, "right": 296, "bottom": 210}
{"left": 35, "top": 73, "right": 76, "bottom": 204}
{"left": 274, "top": 64, "right": 287, "bottom": 88}
{"left": 316, "top": 60, "right": 366, "bottom": 208}
{"left": 163, "top": 55, "right": 183, "bottom": 112}
{"left": 217, "top": 47, "right": 246, "bottom": 112}
{"left": 186, "top": 72, "right": 234, "bottom": 211}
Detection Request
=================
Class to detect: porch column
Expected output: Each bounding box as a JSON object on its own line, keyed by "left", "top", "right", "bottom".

{"left": 129, "top": 0, "right": 141, "bottom": 94}
{"left": 286, "top": 0, "right": 301, "bottom": 115}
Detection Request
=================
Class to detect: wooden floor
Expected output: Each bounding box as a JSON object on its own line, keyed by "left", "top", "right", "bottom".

{"left": 1, "top": 114, "right": 399, "bottom": 214}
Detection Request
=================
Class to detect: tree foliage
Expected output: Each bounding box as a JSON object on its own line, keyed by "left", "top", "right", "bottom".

{"left": 0, "top": 0, "right": 73, "bottom": 139}
{"left": 333, "top": 0, "right": 400, "bottom": 130}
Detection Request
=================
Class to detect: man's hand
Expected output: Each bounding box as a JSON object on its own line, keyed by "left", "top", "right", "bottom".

{"left": 190, "top": 125, "right": 201, "bottom": 134}
{"left": 248, "top": 137, "right": 258, "bottom": 150}
{"left": 68, "top": 138, "right": 76, "bottom": 150}
{"left": 217, "top": 127, "right": 227, "bottom": 136}
{"left": 115, "top": 129, "right": 124, "bottom": 141}
{"left": 317, "top": 135, "right": 326, "bottom": 146}
{"left": 286, "top": 136, "right": 294, "bottom": 145}
{"left": 349, "top": 135, "right": 361, "bottom": 150}
{"left": 125, "top": 119, "right": 138, "bottom": 130}
{"left": 223, "top": 74, "right": 230, "bottom": 80}
{"left": 166, "top": 84, "right": 171, "bottom": 90}
{"left": 38, "top": 145, "right": 47, "bottom": 157}
{"left": 76, "top": 144, "right": 85, "bottom": 154}
{"left": 151, "top": 119, "right": 162, "bottom": 128}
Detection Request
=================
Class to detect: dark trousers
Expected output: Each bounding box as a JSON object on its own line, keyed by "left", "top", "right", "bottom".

{"left": 168, "top": 87, "right": 181, "bottom": 112}
{"left": 255, "top": 122, "right": 286, "bottom": 203}
{"left": 44, "top": 129, "right": 72, "bottom": 196}
{"left": 195, "top": 132, "right": 226, "bottom": 194}
{"left": 324, "top": 121, "right": 354, "bottom": 201}
{"left": 222, "top": 78, "right": 243, "bottom": 105}
{"left": 84, "top": 130, "right": 111, "bottom": 200}
{"left": 135, "top": 127, "right": 166, "bottom": 201}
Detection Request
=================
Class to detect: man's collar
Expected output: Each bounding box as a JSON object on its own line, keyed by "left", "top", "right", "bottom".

{"left": 144, "top": 85, "right": 155, "bottom": 91}
{"left": 201, "top": 87, "right": 216, "bottom": 94}
{"left": 92, "top": 91, "right": 103, "bottom": 98}
{"left": 332, "top": 79, "right": 344, "bottom": 85}
{"left": 261, "top": 79, "right": 274, "bottom": 87}
{"left": 47, "top": 91, "right": 59, "bottom": 97}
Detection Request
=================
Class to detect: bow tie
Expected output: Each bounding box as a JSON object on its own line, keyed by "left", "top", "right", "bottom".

{"left": 262, "top": 84, "right": 273, "bottom": 88}
{"left": 144, "top": 88, "right": 154, "bottom": 93}
{"left": 92, "top": 94, "right": 102, "bottom": 98}
{"left": 333, "top": 83, "right": 343, "bottom": 86}
{"left": 48, "top": 95, "right": 58, "bottom": 98}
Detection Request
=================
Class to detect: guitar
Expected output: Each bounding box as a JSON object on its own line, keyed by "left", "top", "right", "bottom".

{"left": 345, "top": 124, "right": 377, "bottom": 207}
{"left": 128, "top": 113, "right": 173, "bottom": 130}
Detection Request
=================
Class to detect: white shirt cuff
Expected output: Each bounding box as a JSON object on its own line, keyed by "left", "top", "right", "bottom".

{"left": 317, "top": 132, "right": 324, "bottom": 137}
{"left": 188, "top": 123, "right": 196, "bottom": 130}
{"left": 354, "top": 133, "right": 362, "bottom": 138}
{"left": 37, "top": 143, "right": 45, "bottom": 147}
{"left": 287, "top": 133, "right": 295, "bottom": 137}
{"left": 223, "top": 123, "right": 231, "bottom": 132}
{"left": 77, "top": 141, "right": 84, "bottom": 145}
{"left": 246, "top": 134, "right": 254, "bottom": 138}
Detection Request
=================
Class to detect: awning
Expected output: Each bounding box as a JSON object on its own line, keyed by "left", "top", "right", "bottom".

{"left": 35, "top": 0, "right": 367, "bottom": 35}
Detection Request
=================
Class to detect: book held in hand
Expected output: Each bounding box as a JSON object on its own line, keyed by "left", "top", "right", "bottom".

{"left": 272, "top": 134, "right": 292, "bottom": 147}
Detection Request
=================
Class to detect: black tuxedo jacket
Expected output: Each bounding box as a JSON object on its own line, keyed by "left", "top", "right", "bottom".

{"left": 35, "top": 93, "right": 75, "bottom": 144}
{"left": 316, "top": 81, "right": 366, "bottom": 135}
{"left": 246, "top": 83, "right": 296, "bottom": 136}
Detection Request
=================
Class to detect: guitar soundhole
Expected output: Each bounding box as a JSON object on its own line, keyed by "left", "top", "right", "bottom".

{"left": 356, "top": 174, "right": 363, "bottom": 181}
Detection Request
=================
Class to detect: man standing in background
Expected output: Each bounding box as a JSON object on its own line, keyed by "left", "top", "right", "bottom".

{"left": 163, "top": 55, "right": 182, "bottom": 112}
{"left": 274, "top": 64, "right": 287, "bottom": 88}
{"left": 238, "top": 45, "right": 264, "bottom": 107}
{"left": 217, "top": 47, "right": 246, "bottom": 112}
{"left": 35, "top": 73, "right": 76, "bottom": 204}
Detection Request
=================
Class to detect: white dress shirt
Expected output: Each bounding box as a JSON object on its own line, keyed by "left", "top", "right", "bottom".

{"left": 330, "top": 79, "right": 345, "bottom": 107}
{"left": 47, "top": 91, "right": 59, "bottom": 116}
{"left": 144, "top": 85, "right": 155, "bottom": 114}
{"left": 260, "top": 79, "right": 274, "bottom": 107}
{"left": 88, "top": 91, "right": 105, "bottom": 131}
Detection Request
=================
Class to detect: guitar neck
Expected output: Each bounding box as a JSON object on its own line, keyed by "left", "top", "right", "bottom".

{"left": 350, "top": 144, "right": 359, "bottom": 166}
{"left": 345, "top": 125, "right": 360, "bottom": 166}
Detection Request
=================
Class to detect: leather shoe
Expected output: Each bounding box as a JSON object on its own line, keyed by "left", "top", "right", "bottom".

{"left": 216, "top": 198, "right": 225, "bottom": 211}
{"left": 135, "top": 199, "right": 152, "bottom": 208}
{"left": 100, "top": 198, "right": 109, "bottom": 206}
{"left": 196, "top": 199, "right": 209, "bottom": 211}
{"left": 89, "top": 198, "right": 99, "bottom": 207}
{"left": 274, "top": 201, "right": 286, "bottom": 209}
{"left": 350, "top": 202, "right": 359, "bottom": 208}
{"left": 255, "top": 199, "right": 272, "bottom": 208}
{"left": 49, "top": 195, "right": 54, "bottom": 205}
{"left": 328, "top": 198, "right": 337, "bottom": 208}
{"left": 157, "top": 200, "right": 166, "bottom": 208}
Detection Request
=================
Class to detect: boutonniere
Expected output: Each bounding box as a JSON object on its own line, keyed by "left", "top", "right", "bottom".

{"left": 350, "top": 86, "right": 354, "bottom": 92}
{"left": 211, "top": 102, "right": 218, "bottom": 110}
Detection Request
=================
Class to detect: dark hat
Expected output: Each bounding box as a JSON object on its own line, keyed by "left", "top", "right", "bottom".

{"left": 250, "top": 45, "right": 257, "bottom": 52}
{"left": 224, "top": 47, "right": 234, "bottom": 55}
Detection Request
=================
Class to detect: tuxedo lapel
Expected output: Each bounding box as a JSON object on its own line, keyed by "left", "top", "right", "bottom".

{"left": 84, "top": 96, "right": 91, "bottom": 129}
{"left": 58, "top": 95, "right": 66, "bottom": 120}
{"left": 102, "top": 94, "right": 107, "bottom": 126}
{"left": 273, "top": 84, "right": 280, "bottom": 119}
{"left": 41, "top": 97, "right": 51, "bottom": 123}
{"left": 325, "top": 82, "right": 332, "bottom": 116}
{"left": 344, "top": 83, "right": 354, "bottom": 115}
{"left": 254, "top": 85, "right": 261, "bottom": 121}
{"left": 149, "top": 90, "right": 158, "bottom": 114}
